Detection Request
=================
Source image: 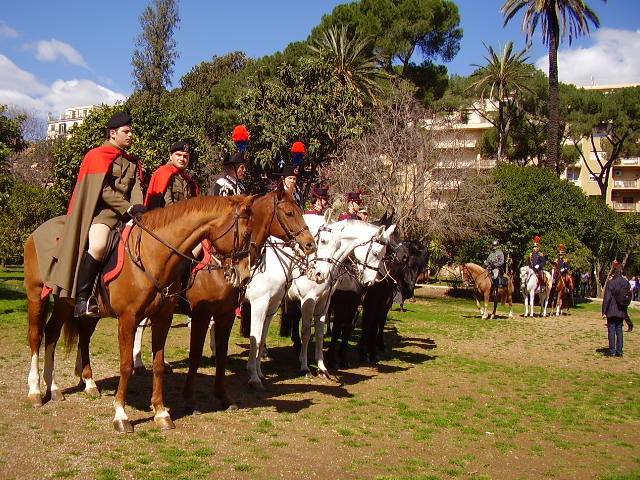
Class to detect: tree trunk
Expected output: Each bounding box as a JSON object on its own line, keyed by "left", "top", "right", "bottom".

{"left": 497, "top": 102, "right": 505, "bottom": 162}
{"left": 547, "top": 28, "right": 560, "bottom": 173}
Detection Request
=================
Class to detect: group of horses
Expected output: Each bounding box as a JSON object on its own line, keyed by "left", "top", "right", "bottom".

{"left": 23, "top": 186, "right": 427, "bottom": 433}
{"left": 460, "top": 262, "right": 575, "bottom": 319}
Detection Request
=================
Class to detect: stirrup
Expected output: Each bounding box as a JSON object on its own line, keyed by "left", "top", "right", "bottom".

{"left": 74, "top": 297, "right": 100, "bottom": 319}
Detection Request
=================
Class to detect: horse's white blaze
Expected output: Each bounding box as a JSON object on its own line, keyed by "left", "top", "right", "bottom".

{"left": 43, "top": 342, "right": 59, "bottom": 394}
{"left": 27, "top": 353, "right": 40, "bottom": 396}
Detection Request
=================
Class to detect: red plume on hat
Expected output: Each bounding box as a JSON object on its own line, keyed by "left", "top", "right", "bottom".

{"left": 232, "top": 125, "right": 250, "bottom": 153}
{"left": 533, "top": 235, "right": 541, "bottom": 245}
{"left": 291, "top": 141, "right": 306, "bottom": 154}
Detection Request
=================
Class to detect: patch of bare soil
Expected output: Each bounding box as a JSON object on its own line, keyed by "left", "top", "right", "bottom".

{"left": 0, "top": 297, "right": 638, "bottom": 480}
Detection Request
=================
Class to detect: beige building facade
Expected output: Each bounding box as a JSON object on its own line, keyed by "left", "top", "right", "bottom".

{"left": 47, "top": 105, "right": 96, "bottom": 139}
{"left": 432, "top": 84, "right": 639, "bottom": 213}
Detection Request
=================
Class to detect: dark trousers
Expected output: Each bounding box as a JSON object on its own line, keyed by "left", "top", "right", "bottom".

{"left": 607, "top": 318, "right": 624, "bottom": 356}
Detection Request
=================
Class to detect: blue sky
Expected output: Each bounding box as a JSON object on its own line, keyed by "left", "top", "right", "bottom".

{"left": 1, "top": 0, "right": 639, "bottom": 117}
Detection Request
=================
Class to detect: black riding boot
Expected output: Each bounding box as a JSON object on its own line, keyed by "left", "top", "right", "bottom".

{"left": 74, "top": 252, "right": 101, "bottom": 319}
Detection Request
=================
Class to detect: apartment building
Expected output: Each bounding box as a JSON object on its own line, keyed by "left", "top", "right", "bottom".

{"left": 431, "top": 83, "right": 639, "bottom": 213}
{"left": 46, "top": 105, "right": 96, "bottom": 139}
{"left": 562, "top": 83, "right": 640, "bottom": 212}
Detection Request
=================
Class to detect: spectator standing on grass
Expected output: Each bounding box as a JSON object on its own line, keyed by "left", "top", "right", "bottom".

{"left": 602, "top": 260, "right": 632, "bottom": 357}
{"left": 631, "top": 276, "right": 638, "bottom": 301}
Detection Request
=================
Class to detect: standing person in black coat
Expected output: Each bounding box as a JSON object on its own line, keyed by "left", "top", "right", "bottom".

{"left": 602, "top": 260, "right": 632, "bottom": 357}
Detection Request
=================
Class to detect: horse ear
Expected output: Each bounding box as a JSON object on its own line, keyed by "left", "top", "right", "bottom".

{"left": 276, "top": 180, "right": 284, "bottom": 200}
{"left": 240, "top": 194, "right": 258, "bottom": 215}
{"left": 378, "top": 211, "right": 388, "bottom": 226}
{"left": 383, "top": 224, "right": 396, "bottom": 242}
{"left": 375, "top": 225, "right": 385, "bottom": 240}
{"left": 323, "top": 207, "right": 335, "bottom": 223}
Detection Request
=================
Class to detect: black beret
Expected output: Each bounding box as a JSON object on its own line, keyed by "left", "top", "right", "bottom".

{"left": 106, "top": 111, "right": 132, "bottom": 130}
{"left": 170, "top": 141, "right": 190, "bottom": 154}
{"left": 223, "top": 151, "right": 248, "bottom": 166}
{"left": 275, "top": 164, "right": 299, "bottom": 177}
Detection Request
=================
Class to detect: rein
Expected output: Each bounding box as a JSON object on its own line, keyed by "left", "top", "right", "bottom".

{"left": 124, "top": 205, "right": 251, "bottom": 298}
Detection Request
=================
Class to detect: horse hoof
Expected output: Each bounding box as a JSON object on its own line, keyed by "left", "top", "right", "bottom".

{"left": 248, "top": 379, "right": 265, "bottom": 391}
{"left": 49, "top": 389, "right": 65, "bottom": 402}
{"left": 300, "top": 370, "right": 313, "bottom": 379}
{"left": 85, "top": 387, "right": 101, "bottom": 399}
{"left": 133, "top": 366, "right": 148, "bottom": 375}
{"left": 113, "top": 419, "right": 134, "bottom": 434}
{"left": 27, "top": 393, "right": 42, "bottom": 407}
{"left": 225, "top": 403, "right": 239, "bottom": 412}
{"left": 154, "top": 415, "right": 175, "bottom": 430}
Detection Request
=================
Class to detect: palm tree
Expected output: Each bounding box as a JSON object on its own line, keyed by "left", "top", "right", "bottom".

{"left": 309, "top": 25, "right": 387, "bottom": 103}
{"left": 467, "top": 42, "right": 532, "bottom": 161}
{"left": 502, "top": 0, "right": 605, "bottom": 171}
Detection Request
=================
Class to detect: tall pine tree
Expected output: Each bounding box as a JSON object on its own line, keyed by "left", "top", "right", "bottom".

{"left": 131, "top": 0, "right": 180, "bottom": 98}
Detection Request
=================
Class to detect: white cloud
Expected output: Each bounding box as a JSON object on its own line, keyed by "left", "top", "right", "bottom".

{"left": 0, "top": 21, "right": 18, "bottom": 38}
{"left": 0, "top": 54, "right": 125, "bottom": 118}
{"left": 535, "top": 28, "right": 640, "bottom": 87}
{"left": 29, "top": 39, "right": 89, "bottom": 69}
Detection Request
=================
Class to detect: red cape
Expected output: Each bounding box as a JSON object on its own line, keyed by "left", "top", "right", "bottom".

{"left": 144, "top": 164, "right": 200, "bottom": 208}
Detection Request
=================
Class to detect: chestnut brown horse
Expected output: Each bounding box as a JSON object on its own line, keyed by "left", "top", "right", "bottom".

{"left": 460, "top": 262, "right": 514, "bottom": 319}
{"left": 24, "top": 195, "right": 255, "bottom": 433}
{"left": 551, "top": 270, "right": 575, "bottom": 316}
{"left": 183, "top": 187, "right": 316, "bottom": 413}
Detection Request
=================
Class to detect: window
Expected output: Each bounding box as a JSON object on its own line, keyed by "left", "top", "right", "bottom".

{"left": 623, "top": 196, "right": 634, "bottom": 204}
{"left": 566, "top": 170, "right": 579, "bottom": 181}
{"left": 50, "top": 124, "right": 55, "bottom": 131}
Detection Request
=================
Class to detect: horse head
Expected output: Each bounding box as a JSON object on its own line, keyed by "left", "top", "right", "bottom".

{"left": 266, "top": 189, "right": 316, "bottom": 255}
{"left": 352, "top": 224, "right": 395, "bottom": 287}
{"left": 397, "top": 241, "right": 428, "bottom": 300}
{"left": 305, "top": 219, "right": 341, "bottom": 284}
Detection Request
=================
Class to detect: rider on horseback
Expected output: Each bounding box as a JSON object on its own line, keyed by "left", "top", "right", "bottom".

{"left": 51, "top": 112, "right": 146, "bottom": 319}
{"left": 484, "top": 239, "right": 505, "bottom": 294}
{"left": 552, "top": 244, "right": 570, "bottom": 289}
{"left": 529, "top": 236, "right": 547, "bottom": 291}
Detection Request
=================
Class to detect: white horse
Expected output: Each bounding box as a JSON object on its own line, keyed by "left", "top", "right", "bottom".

{"left": 520, "top": 266, "right": 552, "bottom": 317}
{"left": 245, "top": 217, "right": 394, "bottom": 389}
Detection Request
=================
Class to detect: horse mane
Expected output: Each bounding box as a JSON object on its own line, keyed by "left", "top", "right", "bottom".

{"left": 140, "top": 195, "right": 241, "bottom": 230}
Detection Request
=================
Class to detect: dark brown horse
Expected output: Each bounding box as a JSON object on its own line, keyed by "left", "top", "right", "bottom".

{"left": 24, "top": 195, "right": 256, "bottom": 432}
{"left": 183, "top": 188, "right": 315, "bottom": 413}
{"left": 460, "top": 262, "right": 514, "bottom": 319}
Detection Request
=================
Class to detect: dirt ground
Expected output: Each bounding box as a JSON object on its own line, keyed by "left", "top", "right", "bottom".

{"left": 0, "top": 275, "right": 639, "bottom": 480}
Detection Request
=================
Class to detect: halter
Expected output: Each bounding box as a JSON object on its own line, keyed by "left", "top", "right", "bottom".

{"left": 125, "top": 204, "right": 251, "bottom": 298}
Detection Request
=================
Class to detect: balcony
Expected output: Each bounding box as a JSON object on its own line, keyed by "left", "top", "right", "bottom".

{"left": 433, "top": 179, "right": 461, "bottom": 190}
{"left": 612, "top": 202, "right": 639, "bottom": 212}
{"left": 620, "top": 157, "right": 640, "bottom": 166}
{"left": 613, "top": 179, "right": 640, "bottom": 189}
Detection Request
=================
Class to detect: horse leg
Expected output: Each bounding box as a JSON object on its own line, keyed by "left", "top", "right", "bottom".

{"left": 529, "top": 291, "right": 535, "bottom": 317}
{"left": 482, "top": 292, "right": 489, "bottom": 320}
{"left": 112, "top": 314, "right": 138, "bottom": 433}
{"left": 339, "top": 295, "right": 359, "bottom": 368}
{"left": 299, "top": 299, "right": 314, "bottom": 378}
{"left": 74, "top": 316, "right": 101, "bottom": 397}
{"left": 133, "top": 318, "right": 149, "bottom": 373}
{"left": 183, "top": 309, "right": 209, "bottom": 414}
{"left": 474, "top": 296, "right": 483, "bottom": 317}
{"left": 247, "top": 297, "right": 270, "bottom": 389}
{"left": 208, "top": 318, "right": 216, "bottom": 359}
{"left": 326, "top": 299, "right": 340, "bottom": 370}
{"left": 314, "top": 299, "right": 331, "bottom": 378}
{"left": 26, "top": 296, "right": 47, "bottom": 407}
{"left": 150, "top": 312, "right": 175, "bottom": 430}
{"left": 42, "top": 301, "right": 69, "bottom": 402}
{"left": 213, "top": 311, "right": 237, "bottom": 411}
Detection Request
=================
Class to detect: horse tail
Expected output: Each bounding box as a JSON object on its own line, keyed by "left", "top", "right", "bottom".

{"left": 239, "top": 303, "right": 251, "bottom": 338}
{"left": 63, "top": 314, "right": 80, "bottom": 354}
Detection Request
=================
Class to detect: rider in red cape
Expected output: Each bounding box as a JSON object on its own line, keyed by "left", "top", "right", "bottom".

{"left": 46, "top": 111, "right": 145, "bottom": 317}
{"left": 145, "top": 141, "right": 200, "bottom": 210}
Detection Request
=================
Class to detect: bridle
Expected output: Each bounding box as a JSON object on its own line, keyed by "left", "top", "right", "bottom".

{"left": 125, "top": 204, "right": 252, "bottom": 298}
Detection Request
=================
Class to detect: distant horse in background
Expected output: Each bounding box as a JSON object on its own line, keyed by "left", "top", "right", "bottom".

{"left": 519, "top": 266, "right": 552, "bottom": 317}
{"left": 551, "top": 268, "right": 575, "bottom": 316}
{"left": 460, "top": 262, "right": 514, "bottom": 319}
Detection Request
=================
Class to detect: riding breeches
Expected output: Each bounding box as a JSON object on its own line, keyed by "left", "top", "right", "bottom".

{"left": 87, "top": 223, "right": 111, "bottom": 261}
